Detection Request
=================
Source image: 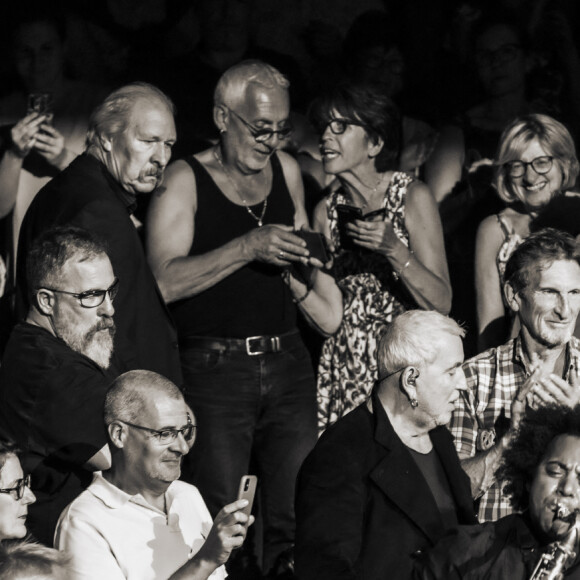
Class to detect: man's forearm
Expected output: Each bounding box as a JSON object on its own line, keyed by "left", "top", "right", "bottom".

{"left": 168, "top": 554, "right": 218, "bottom": 580}
{"left": 460, "top": 437, "right": 509, "bottom": 499}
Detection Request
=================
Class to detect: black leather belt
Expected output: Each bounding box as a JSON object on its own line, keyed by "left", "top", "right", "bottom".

{"left": 181, "top": 331, "right": 299, "bottom": 356}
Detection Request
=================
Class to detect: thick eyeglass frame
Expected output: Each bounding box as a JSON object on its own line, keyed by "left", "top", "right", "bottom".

{"left": 475, "top": 43, "right": 522, "bottom": 68}
{"left": 120, "top": 413, "right": 196, "bottom": 445}
{"left": 322, "top": 118, "right": 367, "bottom": 136}
{"left": 0, "top": 474, "right": 31, "bottom": 501}
{"left": 228, "top": 108, "right": 293, "bottom": 143}
{"left": 42, "top": 278, "right": 119, "bottom": 309}
{"left": 504, "top": 156, "right": 554, "bottom": 179}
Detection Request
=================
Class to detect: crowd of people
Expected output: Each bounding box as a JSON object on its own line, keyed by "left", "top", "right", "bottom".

{"left": 1, "top": 1, "right": 580, "bottom": 579}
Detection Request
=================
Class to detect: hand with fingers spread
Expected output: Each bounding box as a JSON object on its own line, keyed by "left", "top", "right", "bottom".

{"left": 195, "top": 499, "right": 253, "bottom": 568}
{"left": 241, "top": 224, "right": 311, "bottom": 266}
{"left": 10, "top": 112, "right": 46, "bottom": 158}
{"left": 33, "top": 123, "right": 69, "bottom": 169}
{"left": 346, "top": 218, "right": 400, "bottom": 256}
{"left": 530, "top": 365, "right": 580, "bottom": 409}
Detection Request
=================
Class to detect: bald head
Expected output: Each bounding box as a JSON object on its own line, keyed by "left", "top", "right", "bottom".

{"left": 104, "top": 370, "right": 183, "bottom": 426}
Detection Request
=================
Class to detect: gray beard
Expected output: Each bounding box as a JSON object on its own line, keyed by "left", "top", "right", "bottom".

{"left": 56, "top": 322, "right": 116, "bottom": 370}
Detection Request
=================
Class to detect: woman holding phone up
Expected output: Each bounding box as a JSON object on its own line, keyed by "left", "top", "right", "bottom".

{"left": 303, "top": 83, "right": 451, "bottom": 434}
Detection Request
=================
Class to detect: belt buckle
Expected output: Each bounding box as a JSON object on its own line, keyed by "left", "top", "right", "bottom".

{"left": 245, "top": 335, "right": 281, "bottom": 356}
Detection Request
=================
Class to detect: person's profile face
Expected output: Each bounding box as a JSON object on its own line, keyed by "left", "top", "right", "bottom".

{"left": 413, "top": 334, "right": 466, "bottom": 429}
{"left": 105, "top": 98, "right": 176, "bottom": 195}
{"left": 529, "top": 434, "right": 580, "bottom": 541}
{"left": 512, "top": 259, "right": 580, "bottom": 349}
{"left": 14, "top": 20, "right": 64, "bottom": 93}
{"left": 0, "top": 455, "right": 35, "bottom": 541}
{"left": 49, "top": 255, "right": 116, "bottom": 370}
{"left": 319, "top": 108, "right": 374, "bottom": 176}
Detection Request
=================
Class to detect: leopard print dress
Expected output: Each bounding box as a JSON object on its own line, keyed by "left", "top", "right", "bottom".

{"left": 317, "top": 172, "right": 413, "bottom": 434}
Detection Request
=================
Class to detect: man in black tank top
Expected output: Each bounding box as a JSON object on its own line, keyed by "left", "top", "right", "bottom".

{"left": 147, "top": 61, "right": 334, "bottom": 578}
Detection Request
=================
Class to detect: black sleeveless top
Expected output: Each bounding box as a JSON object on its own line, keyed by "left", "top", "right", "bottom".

{"left": 169, "top": 153, "right": 298, "bottom": 338}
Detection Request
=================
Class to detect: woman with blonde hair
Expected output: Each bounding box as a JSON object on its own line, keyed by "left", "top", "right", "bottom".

{"left": 475, "top": 113, "right": 580, "bottom": 352}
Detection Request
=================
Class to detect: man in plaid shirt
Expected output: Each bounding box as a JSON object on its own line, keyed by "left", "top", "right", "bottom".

{"left": 450, "top": 229, "right": 580, "bottom": 522}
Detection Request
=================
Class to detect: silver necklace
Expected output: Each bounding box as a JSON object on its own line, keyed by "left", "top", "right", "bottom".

{"left": 214, "top": 147, "right": 268, "bottom": 227}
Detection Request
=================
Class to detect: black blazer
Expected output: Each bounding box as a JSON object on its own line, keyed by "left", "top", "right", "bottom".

{"left": 295, "top": 392, "right": 476, "bottom": 580}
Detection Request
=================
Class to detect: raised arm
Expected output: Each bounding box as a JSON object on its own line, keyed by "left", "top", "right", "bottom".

{"left": 399, "top": 181, "right": 452, "bottom": 313}
{"left": 475, "top": 215, "right": 508, "bottom": 352}
{"left": 423, "top": 125, "right": 465, "bottom": 204}
{"left": 278, "top": 154, "right": 343, "bottom": 335}
{"left": 0, "top": 113, "right": 46, "bottom": 218}
{"left": 146, "top": 158, "right": 310, "bottom": 304}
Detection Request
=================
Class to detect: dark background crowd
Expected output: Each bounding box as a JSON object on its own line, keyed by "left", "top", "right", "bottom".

{"left": 1, "top": 0, "right": 580, "bottom": 579}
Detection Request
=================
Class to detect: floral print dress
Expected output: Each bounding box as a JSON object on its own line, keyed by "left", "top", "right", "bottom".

{"left": 317, "top": 172, "right": 413, "bottom": 434}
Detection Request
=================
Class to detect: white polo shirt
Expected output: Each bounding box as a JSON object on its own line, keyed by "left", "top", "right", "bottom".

{"left": 55, "top": 473, "right": 226, "bottom": 580}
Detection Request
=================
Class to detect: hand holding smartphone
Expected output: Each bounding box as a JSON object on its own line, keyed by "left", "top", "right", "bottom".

{"left": 237, "top": 475, "right": 258, "bottom": 521}
{"left": 293, "top": 230, "right": 330, "bottom": 264}
{"left": 336, "top": 204, "right": 386, "bottom": 250}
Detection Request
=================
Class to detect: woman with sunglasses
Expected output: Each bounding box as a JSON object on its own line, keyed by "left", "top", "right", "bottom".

{"left": 475, "top": 114, "right": 580, "bottom": 352}
{"left": 304, "top": 83, "right": 451, "bottom": 434}
{"left": 0, "top": 441, "right": 35, "bottom": 542}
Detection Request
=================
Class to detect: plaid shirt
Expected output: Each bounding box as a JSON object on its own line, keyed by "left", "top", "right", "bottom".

{"left": 450, "top": 335, "right": 580, "bottom": 523}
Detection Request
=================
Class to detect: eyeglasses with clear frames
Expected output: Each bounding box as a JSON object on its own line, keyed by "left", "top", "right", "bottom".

{"left": 121, "top": 414, "right": 196, "bottom": 445}
{"left": 504, "top": 156, "right": 554, "bottom": 178}
{"left": 42, "top": 278, "right": 119, "bottom": 309}
{"left": 0, "top": 474, "right": 31, "bottom": 501}
{"left": 228, "top": 108, "right": 293, "bottom": 143}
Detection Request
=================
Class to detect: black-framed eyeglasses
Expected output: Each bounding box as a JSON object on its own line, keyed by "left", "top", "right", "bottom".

{"left": 42, "top": 278, "right": 119, "bottom": 309}
{"left": 228, "top": 108, "right": 293, "bottom": 143}
{"left": 322, "top": 118, "right": 366, "bottom": 136}
{"left": 0, "top": 474, "right": 31, "bottom": 501}
{"left": 504, "top": 156, "right": 554, "bottom": 178}
{"left": 475, "top": 43, "right": 522, "bottom": 68}
{"left": 120, "top": 414, "right": 196, "bottom": 445}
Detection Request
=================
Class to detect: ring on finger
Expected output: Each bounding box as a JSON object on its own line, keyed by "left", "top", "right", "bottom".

{"left": 279, "top": 250, "right": 285, "bottom": 259}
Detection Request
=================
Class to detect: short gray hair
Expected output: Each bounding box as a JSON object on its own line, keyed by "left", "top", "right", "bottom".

{"left": 104, "top": 370, "right": 183, "bottom": 426}
{"left": 86, "top": 82, "right": 175, "bottom": 152}
{"left": 214, "top": 59, "right": 289, "bottom": 110}
{"left": 378, "top": 310, "right": 465, "bottom": 375}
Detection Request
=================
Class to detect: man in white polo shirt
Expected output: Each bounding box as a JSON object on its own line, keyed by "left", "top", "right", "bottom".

{"left": 55, "top": 370, "right": 252, "bottom": 579}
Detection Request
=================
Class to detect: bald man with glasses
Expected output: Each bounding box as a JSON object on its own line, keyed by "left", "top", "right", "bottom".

{"left": 56, "top": 370, "right": 251, "bottom": 580}
{"left": 0, "top": 225, "right": 119, "bottom": 546}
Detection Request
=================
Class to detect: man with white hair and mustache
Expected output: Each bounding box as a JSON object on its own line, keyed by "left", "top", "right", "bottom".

{"left": 0, "top": 226, "right": 118, "bottom": 546}
{"left": 15, "top": 82, "right": 181, "bottom": 386}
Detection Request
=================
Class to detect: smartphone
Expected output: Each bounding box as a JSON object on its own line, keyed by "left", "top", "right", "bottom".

{"left": 294, "top": 230, "right": 330, "bottom": 263}
{"left": 237, "top": 475, "right": 258, "bottom": 520}
{"left": 336, "top": 204, "right": 386, "bottom": 250}
{"left": 27, "top": 92, "right": 54, "bottom": 125}
{"left": 336, "top": 204, "right": 362, "bottom": 250}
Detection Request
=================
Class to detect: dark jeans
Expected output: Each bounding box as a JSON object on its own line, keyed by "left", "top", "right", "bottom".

{"left": 180, "top": 334, "right": 317, "bottom": 574}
